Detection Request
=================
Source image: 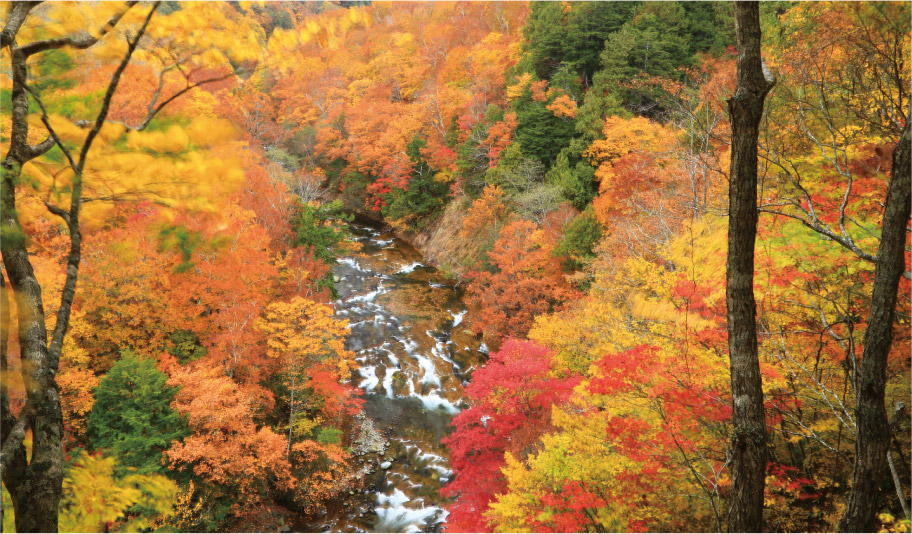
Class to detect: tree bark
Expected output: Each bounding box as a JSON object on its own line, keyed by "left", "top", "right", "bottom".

{"left": 1, "top": 36, "right": 65, "bottom": 534}
{"left": 838, "top": 119, "right": 911, "bottom": 533}
{"left": 726, "top": 3, "right": 775, "bottom": 532}
{"left": 1, "top": 3, "right": 152, "bottom": 530}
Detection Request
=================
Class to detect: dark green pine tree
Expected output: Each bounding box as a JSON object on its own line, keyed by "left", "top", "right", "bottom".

{"left": 87, "top": 351, "right": 189, "bottom": 475}
{"left": 578, "top": 2, "right": 734, "bottom": 120}
{"left": 523, "top": 1, "right": 640, "bottom": 85}
{"left": 513, "top": 90, "right": 576, "bottom": 167}
{"left": 554, "top": 206, "right": 603, "bottom": 272}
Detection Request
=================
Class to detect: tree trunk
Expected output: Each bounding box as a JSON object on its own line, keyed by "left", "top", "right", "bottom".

{"left": 287, "top": 377, "right": 296, "bottom": 460}
{"left": 726, "top": 3, "right": 776, "bottom": 532}
{"left": 1, "top": 4, "right": 149, "bottom": 530}
{"left": 1, "top": 40, "right": 64, "bottom": 534}
{"left": 838, "top": 119, "right": 911, "bottom": 533}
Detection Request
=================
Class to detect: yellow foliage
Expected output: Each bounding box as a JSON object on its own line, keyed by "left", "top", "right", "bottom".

{"left": 59, "top": 453, "right": 178, "bottom": 533}
{"left": 257, "top": 297, "right": 355, "bottom": 380}
{"left": 506, "top": 72, "right": 534, "bottom": 101}
{"left": 184, "top": 118, "right": 239, "bottom": 147}
{"left": 127, "top": 125, "right": 190, "bottom": 153}
{"left": 585, "top": 116, "right": 678, "bottom": 189}
{"left": 168, "top": 481, "right": 205, "bottom": 531}
{"left": 91, "top": 36, "right": 130, "bottom": 62}
{"left": 486, "top": 407, "right": 638, "bottom": 532}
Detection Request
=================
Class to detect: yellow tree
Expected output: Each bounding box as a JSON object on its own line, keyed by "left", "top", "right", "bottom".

{"left": 256, "top": 297, "right": 356, "bottom": 459}
{"left": 57, "top": 452, "right": 178, "bottom": 533}
{"left": 0, "top": 2, "right": 257, "bottom": 529}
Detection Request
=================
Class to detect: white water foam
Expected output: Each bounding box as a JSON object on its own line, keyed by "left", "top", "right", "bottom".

{"left": 348, "top": 282, "right": 386, "bottom": 303}
{"left": 357, "top": 366, "right": 379, "bottom": 391}
{"left": 416, "top": 391, "right": 459, "bottom": 414}
{"left": 382, "top": 367, "right": 397, "bottom": 398}
{"left": 396, "top": 262, "right": 424, "bottom": 274}
{"left": 337, "top": 257, "right": 364, "bottom": 271}
{"left": 375, "top": 489, "right": 442, "bottom": 533}
{"left": 415, "top": 354, "right": 441, "bottom": 387}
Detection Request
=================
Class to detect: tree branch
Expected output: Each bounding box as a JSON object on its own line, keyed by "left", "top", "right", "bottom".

{"left": 26, "top": 136, "right": 56, "bottom": 160}
{"left": 0, "top": 401, "right": 31, "bottom": 474}
{"left": 76, "top": 4, "right": 156, "bottom": 173}
{"left": 16, "top": 1, "right": 137, "bottom": 57}
{"left": 759, "top": 207, "right": 878, "bottom": 263}
{"left": 71, "top": 73, "right": 233, "bottom": 132}
{"left": 0, "top": 269, "right": 13, "bottom": 439}
{"left": 48, "top": 2, "right": 159, "bottom": 367}
{"left": 138, "top": 74, "right": 233, "bottom": 131}
{"left": 42, "top": 201, "right": 70, "bottom": 224}
{"left": 0, "top": 2, "right": 38, "bottom": 49}
{"left": 21, "top": 83, "right": 78, "bottom": 171}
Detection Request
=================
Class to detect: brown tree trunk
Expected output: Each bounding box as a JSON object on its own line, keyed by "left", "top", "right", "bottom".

{"left": 726, "top": 3, "right": 775, "bottom": 532}
{"left": 1, "top": 41, "right": 65, "bottom": 534}
{"left": 1, "top": 4, "right": 151, "bottom": 530}
{"left": 838, "top": 120, "right": 912, "bottom": 533}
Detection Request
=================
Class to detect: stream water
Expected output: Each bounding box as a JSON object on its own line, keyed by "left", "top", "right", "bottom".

{"left": 301, "top": 221, "right": 485, "bottom": 533}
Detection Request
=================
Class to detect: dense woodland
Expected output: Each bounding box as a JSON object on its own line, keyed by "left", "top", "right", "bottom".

{"left": 1, "top": 1, "right": 910, "bottom": 533}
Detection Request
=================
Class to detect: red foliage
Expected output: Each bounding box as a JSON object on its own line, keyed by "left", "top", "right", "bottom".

{"left": 442, "top": 340, "right": 579, "bottom": 532}
{"left": 532, "top": 481, "right": 610, "bottom": 533}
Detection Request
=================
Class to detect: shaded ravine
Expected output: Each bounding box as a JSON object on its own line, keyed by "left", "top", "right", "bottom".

{"left": 301, "top": 221, "right": 486, "bottom": 533}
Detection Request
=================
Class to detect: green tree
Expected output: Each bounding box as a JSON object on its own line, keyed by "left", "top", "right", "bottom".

{"left": 523, "top": 2, "right": 640, "bottom": 85}
{"left": 683, "top": 2, "right": 734, "bottom": 55}
{"left": 545, "top": 149, "right": 597, "bottom": 210}
{"left": 292, "top": 199, "right": 351, "bottom": 264}
{"left": 513, "top": 87, "right": 576, "bottom": 166}
{"left": 382, "top": 136, "right": 450, "bottom": 228}
{"left": 87, "top": 352, "right": 189, "bottom": 475}
{"left": 553, "top": 207, "right": 602, "bottom": 271}
{"left": 576, "top": 2, "right": 731, "bottom": 121}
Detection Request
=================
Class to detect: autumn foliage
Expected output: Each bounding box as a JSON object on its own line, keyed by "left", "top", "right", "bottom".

{"left": 3, "top": 1, "right": 910, "bottom": 533}
{"left": 466, "top": 220, "right": 578, "bottom": 347}
{"left": 442, "top": 340, "right": 579, "bottom": 532}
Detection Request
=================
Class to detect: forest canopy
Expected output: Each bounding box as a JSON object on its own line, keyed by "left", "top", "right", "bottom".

{"left": 1, "top": 1, "right": 909, "bottom": 533}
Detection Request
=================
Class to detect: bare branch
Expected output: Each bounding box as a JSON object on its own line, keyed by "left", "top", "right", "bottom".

{"left": 137, "top": 74, "right": 233, "bottom": 131}
{"left": 70, "top": 75, "right": 232, "bottom": 132}
{"left": 0, "top": 402, "right": 31, "bottom": 474}
{"left": 76, "top": 4, "right": 157, "bottom": 173}
{"left": 26, "top": 136, "right": 56, "bottom": 159}
{"left": 759, "top": 207, "right": 878, "bottom": 263}
{"left": 21, "top": 83, "right": 78, "bottom": 171}
{"left": 43, "top": 201, "right": 70, "bottom": 224}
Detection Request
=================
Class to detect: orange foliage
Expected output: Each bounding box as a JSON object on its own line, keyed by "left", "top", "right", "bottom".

{"left": 165, "top": 364, "right": 292, "bottom": 512}
{"left": 466, "top": 220, "right": 579, "bottom": 347}
{"left": 460, "top": 184, "right": 510, "bottom": 241}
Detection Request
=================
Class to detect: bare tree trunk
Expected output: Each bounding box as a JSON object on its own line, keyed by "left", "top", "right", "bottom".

{"left": 838, "top": 120, "right": 911, "bottom": 533}
{"left": 726, "top": 3, "right": 775, "bottom": 532}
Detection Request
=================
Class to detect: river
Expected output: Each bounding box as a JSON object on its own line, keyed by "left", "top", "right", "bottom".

{"left": 300, "top": 221, "right": 485, "bottom": 533}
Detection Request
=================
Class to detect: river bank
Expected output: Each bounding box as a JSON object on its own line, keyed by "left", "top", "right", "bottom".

{"left": 342, "top": 200, "right": 484, "bottom": 281}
